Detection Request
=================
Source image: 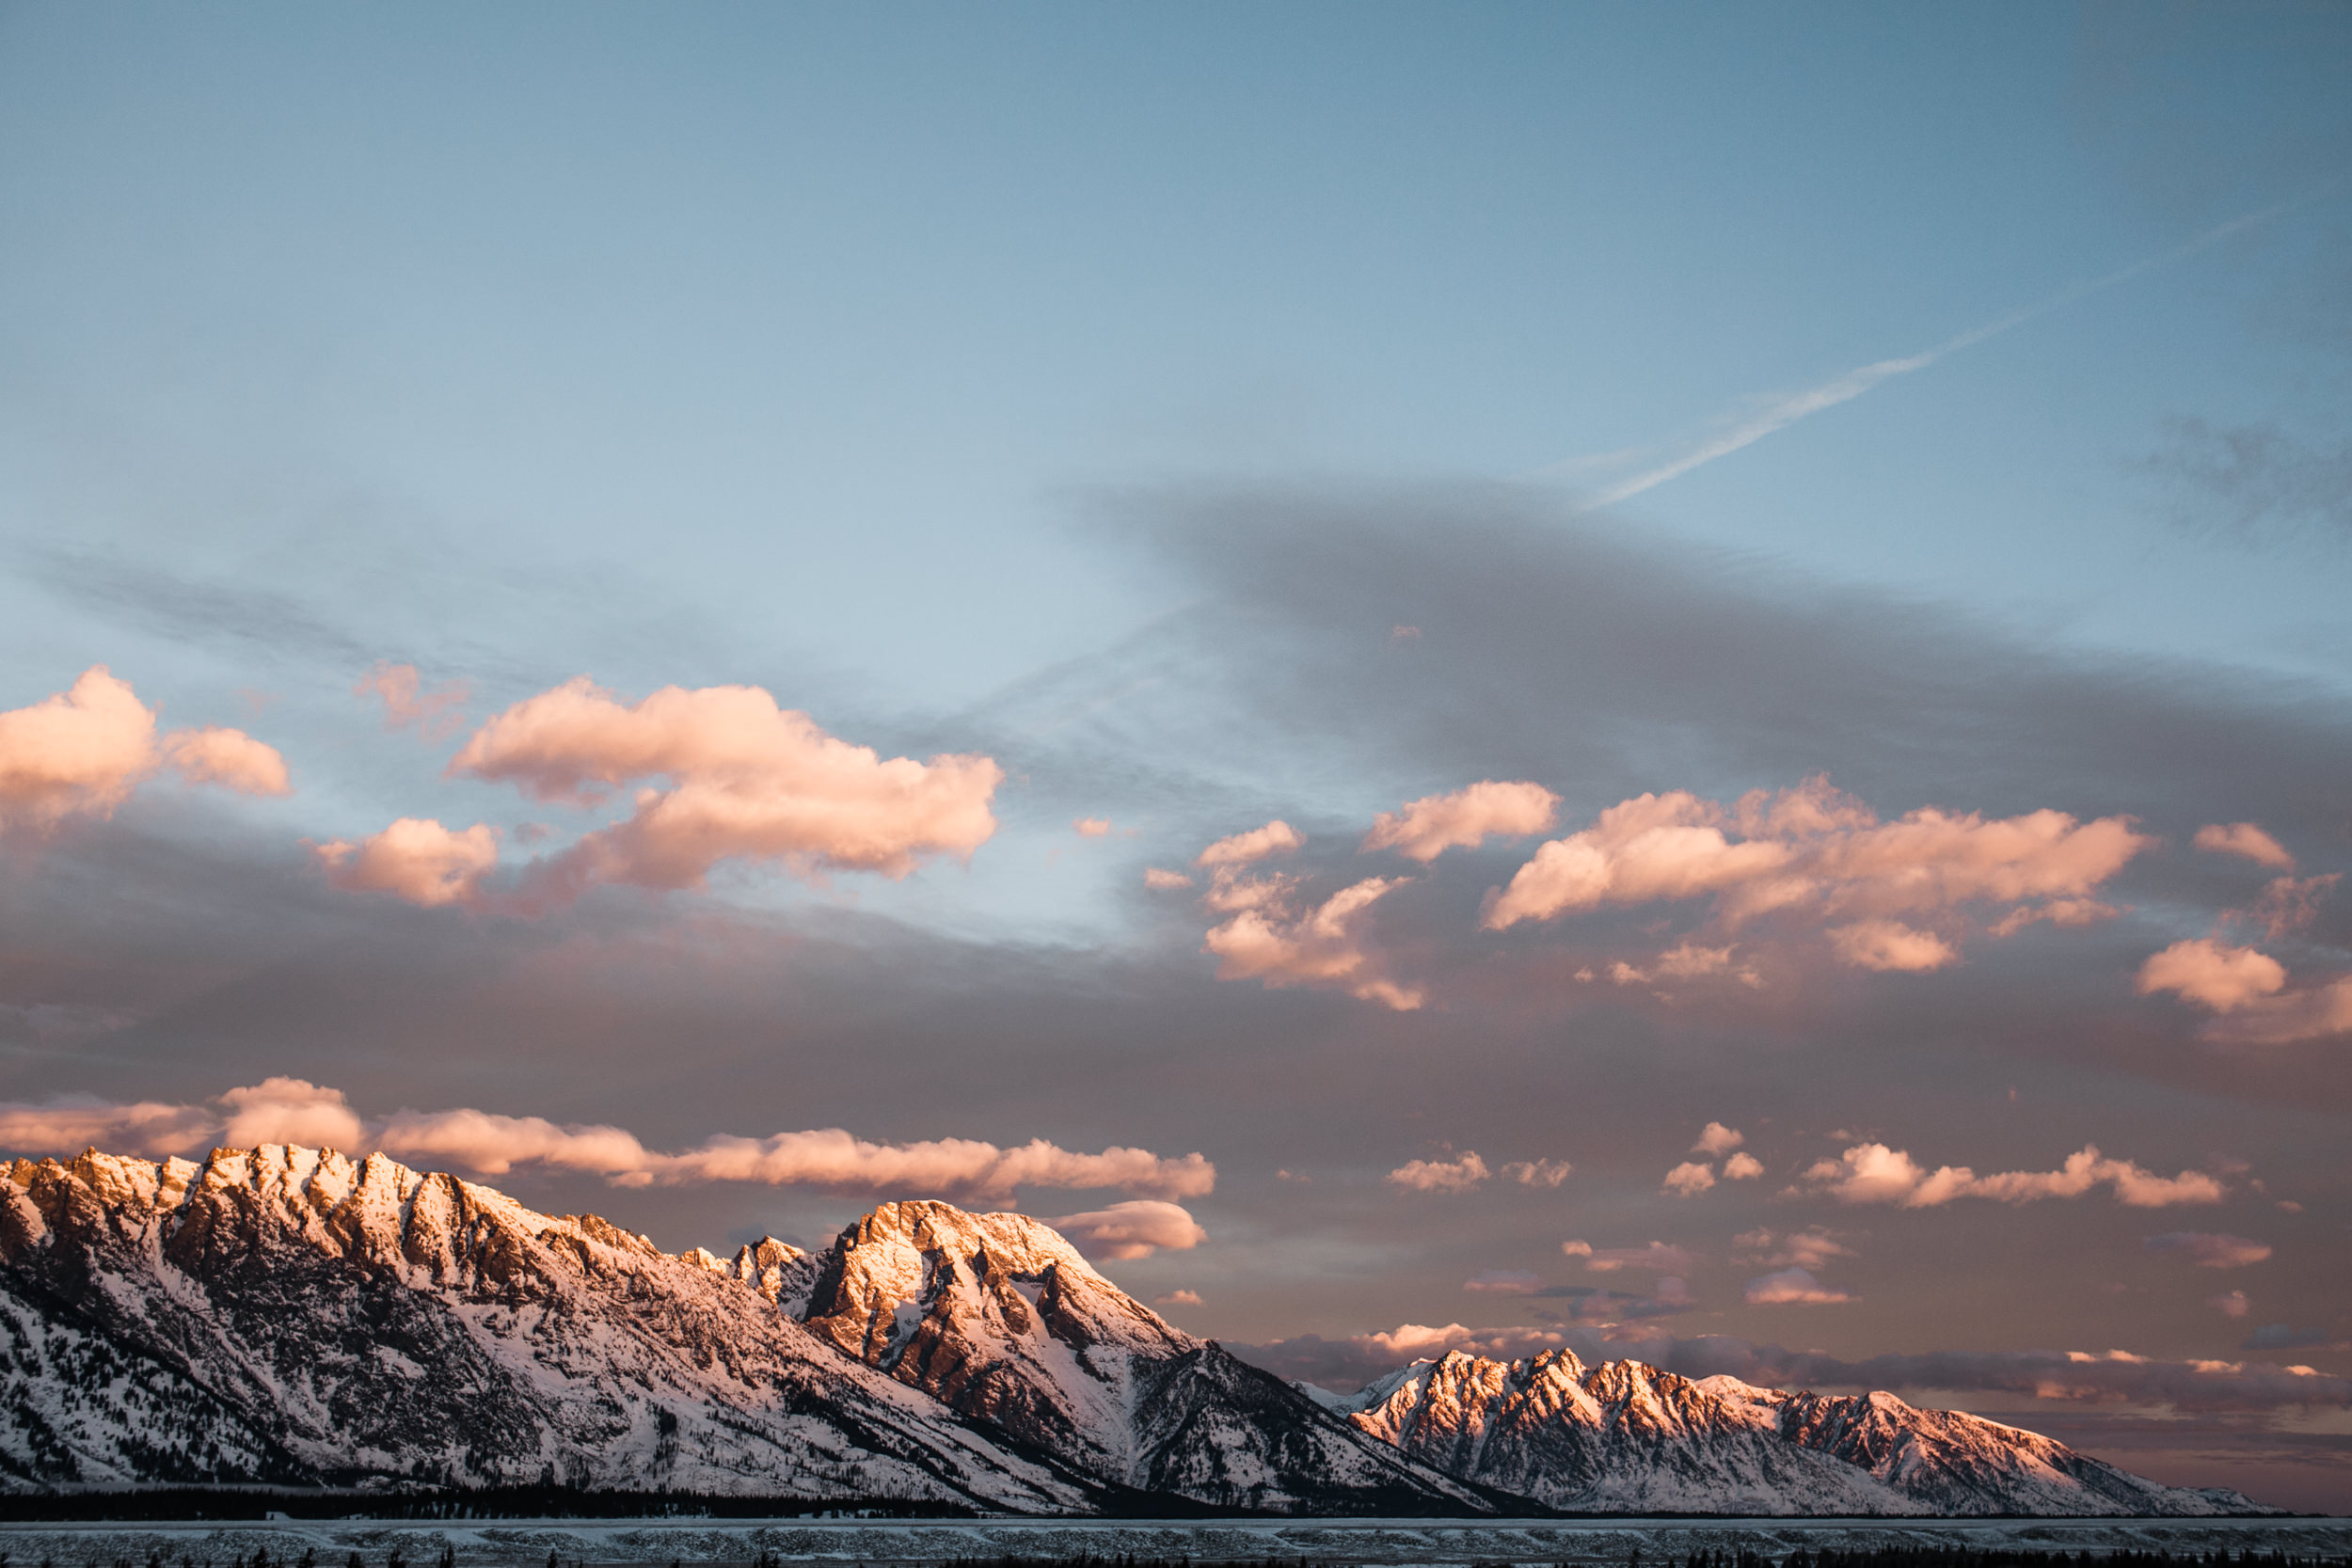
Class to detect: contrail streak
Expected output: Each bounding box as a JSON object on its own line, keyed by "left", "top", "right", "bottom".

{"left": 1577, "top": 201, "right": 2298, "bottom": 509}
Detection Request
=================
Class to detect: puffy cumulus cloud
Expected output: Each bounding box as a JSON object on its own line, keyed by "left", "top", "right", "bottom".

{"left": 1387, "top": 1149, "right": 1490, "bottom": 1193}
{"left": 0, "top": 667, "right": 292, "bottom": 834}
{"left": 1482, "top": 779, "right": 2143, "bottom": 974}
{"left": 216, "top": 1078, "right": 364, "bottom": 1149}
{"left": 1825, "top": 919, "right": 1957, "bottom": 973}
{"left": 1743, "top": 1267, "right": 1851, "bottom": 1305}
{"left": 1693, "top": 1122, "right": 1743, "bottom": 1155}
{"left": 157, "top": 728, "right": 292, "bottom": 797}
{"left": 1360, "top": 781, "right": 1559, "bottom": 863}
{"left": 1194, "top": 819, "right": 1303, "bottom": 868}
{"left": 1723, "top": 1151, "right": 1765, "bottom": 1180}
{"left": 1502, "top": 1157, "right": 1572, "bottom": 1188}
{"left": 1462, "top": 1269, "right": 1542, "bottom": 1294}
{"left": 447, "top": 676, "right": 1001, "bottom": 899}
{"left": 1072, "top": 816, "right": 1113, "bottom": 837}
{"left": 2195, "top": 821, "right": 2295, "bottom": 870}
{"left": 1154, "top": 1289, "right": 1203, "bottom": 1307}
{"left": 1662, "top": 1161, "right": 1716, "bottom": 1196}
{"left": 2137, "top": 938, "right": 2287, "bottom": 1011}
{"left": 1201, "top": 873, "right": 1423, "bottom": 1010}
{"left": 2137, "top": 939, "right": 2352, "bottom": 1045}
{"left": 2209, "top": 1291, "right": 2252, "bottom": 1319}
{"left": 354, "top": 661, "right": 469, "bottom": 740}
{"left": 0, "top": 1085, "right": 1212, "bottom": 1203}
{"left": 1142, "top": 866, "right": 1194, "bottom": 890}
{"left": 1232, "top": 1322, "right": 1574, "bottom": 1391}
{"left": 312, "top": 818, "right": 501, "bottom": 908}
{"left": 1805, "top": 1143, "right": 2225, "bottom": 1209}
{"left": 1565, "top": 1239, "right": 1694, "bottom": 1275}
{"left": 1043, "top": 1200, "right": 1206, "bottom": 1259}
{"left": 2145, "top": 1232, "right": 2274, "bottom": 1269}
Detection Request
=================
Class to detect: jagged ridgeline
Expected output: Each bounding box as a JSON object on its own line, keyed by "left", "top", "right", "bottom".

{"left": 0, "top": 1146, "right": 2281, "bottom": 1516}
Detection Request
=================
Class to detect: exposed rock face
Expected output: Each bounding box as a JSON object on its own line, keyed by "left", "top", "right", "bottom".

{"left": 0, "top": 1148, "right": 1088, "bottom": 1507}
{"left": 0, "top": 1148, "right": 2276, "bottom": 1515}
{"left": 1317, "top": 1349, "right": 2266, "bottom": 1516}
{"left": 798, "top": 1200, "right": 1502, "bottom": 1513}
{"left": 1701, "top": 1377, "right": 2260, "bottom": 1516}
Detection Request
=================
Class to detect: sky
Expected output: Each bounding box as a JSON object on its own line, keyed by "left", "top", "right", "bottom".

{"left": 2, "top": 0, "right": 2351, "bottom": 1513}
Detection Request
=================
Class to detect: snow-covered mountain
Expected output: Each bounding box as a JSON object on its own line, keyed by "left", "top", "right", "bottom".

{"left": 797, "top": 1200, "right": 1502, "bottom": 1513}
{"left": 0, "top": 1145, "right": 2273, "bottom": 1515}
{"left": 1310, "top": 1349, "right": 2265, "bottom": 1516}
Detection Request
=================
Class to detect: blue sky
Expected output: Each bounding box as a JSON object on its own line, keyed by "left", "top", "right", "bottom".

{"left": 2, "top": 1, "right": 2350, "bottom": 1511}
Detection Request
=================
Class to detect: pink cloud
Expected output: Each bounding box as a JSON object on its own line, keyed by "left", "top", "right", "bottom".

{"left": 2145, "top": 1231, "right": 2272, "bottom": 1269}
{"left": 1564, "top": 1239, "right": 1695, "bottom": 1275}
{"left": 354, "top": 661, "right": 469, "bottom": 740}
{"left": 1723, "top": 1151, "right": 1765, "bottom": 1180}
{"left": 2137, "top": 938, "right": 2288, "bottom": 1011}
{"left": 2196, "top": 976, "right": 2352, "bottom": 1045}
{"left": 0, "top": 1084, "right": 1215, "bottom": 1204}
{"left": 2209, "top": 1290, "right": 2251, "bottom": 1319}
{"left": 1609, "top": 942, "right": 1759, "bottom": 989}
{"left": 1387, "top": 1149, "right": 1489, "bottom": 1192}
{"left": 1805, "top": 1142, "right": 2225, "bottom": 1208}
{"left": 312, "top": 817, "right": 501, "bottom": 908}
{"left": 447, "top": 676, "right": 1001, "bottom": 901}
{"left": 1739, "top": 1227, "right": 1854, "bottom": 1270}
{"left": 1195, "top": 819, "right": 1304, "bottom": 868}
{"left": 216, "top": 1077, "right": 364, "bottom": 1149}
{"left": 1692, "top": 1121, "right": 1744, "bottom": 1155}
{"left": 2240, "top": 874, "right": 2339, "bottom": 940}
{"left": 1073, "top": 816, "right": 1113, "bottom": 837}
{"left": 1827, "top": 919, "right": 1958, "bottom": 973}
{"left": 1482, "top": 778, "right": 2145, "bottom": 974}
{"left": 0, "top": 667, "right": 292, "bottom": 834}
{"left": 158, "top": 726, "right": 293, "bottom": 797}
{"left": 1502, "top": 1157, "right": 1572, "bottom": 1187}
{"left": 1662, "top": 1161, "right": 1717, "bottom": 1196}
{"left": 1155, "top": 1289, "right": 1203, "bottom": 1307}
{"left": 1043, "top": 1200, "right": 1206, "bottom": 1259}
{"left": 1201, "top": 872, "right": 1423, "bottom": 1009}
{"left": 1360, "top": 780, "right": 1559, "bottom": 863}
{"left": 1142, "top": 866, "right": 1194, "bottom": 890}
{"left": 1744, "top": 1266, "right": 1851, "bottom": 1305}
{"left": 2195, "top": 821, "right": 2295, "bottom": 870}
{"left": 0, "top": 1094, "right": 217, "bottom": 1158}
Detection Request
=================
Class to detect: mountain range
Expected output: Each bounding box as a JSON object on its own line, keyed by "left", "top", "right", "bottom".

{"left": 0, "top": 1145, "right": 2272, "bottom": 1516}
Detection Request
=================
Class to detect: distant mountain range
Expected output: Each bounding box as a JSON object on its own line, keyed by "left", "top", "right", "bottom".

{"left": 0, "top": 1146, "right": 2272, "bottom": 1515}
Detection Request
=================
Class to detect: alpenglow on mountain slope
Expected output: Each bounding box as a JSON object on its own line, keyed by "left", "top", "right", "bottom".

{"left": 0, "top": 1145, "right": 2272, "bottom": 1515}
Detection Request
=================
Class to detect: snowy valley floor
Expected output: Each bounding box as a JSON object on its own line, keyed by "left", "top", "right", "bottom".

{"left": 2, "top": 1516, "right": 2351, "bottom": 1565}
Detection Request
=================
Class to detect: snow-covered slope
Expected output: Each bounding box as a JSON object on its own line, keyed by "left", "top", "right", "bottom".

{"left": 1328, "top": 1350, "right": 1910, "bottom": 1514}
{"left": 0, "top": 1148, "right": 2275, "bottom": 1515}
{"left": 0, "top": 1148, "right": 1088, "bottom": 1506}
{"left": 1697, "top": 1376, "right": 2259, "bottom": 1516}
{"left": 797, "top": 1201, "right": 1503, "bottom": 1513}
{"left": 1316, "top": 1349, "right": 2267, "bottom": 1516}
